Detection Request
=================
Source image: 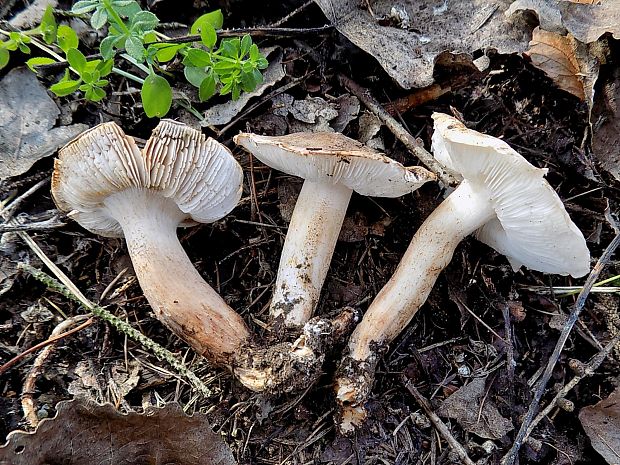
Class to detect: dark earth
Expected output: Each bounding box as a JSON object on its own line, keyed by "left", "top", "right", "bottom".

{"left": 1, "top": 0, "right": 619, "bottom": 464}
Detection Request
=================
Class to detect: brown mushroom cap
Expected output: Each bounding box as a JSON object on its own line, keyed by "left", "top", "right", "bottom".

{"left": 234, "top": 132, "right": 436, "bottom": 197}
{"left": 53, "top": 120, "right": 243, "bottom": 237}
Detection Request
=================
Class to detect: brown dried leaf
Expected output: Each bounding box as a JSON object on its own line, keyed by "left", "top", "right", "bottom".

{"left": 437, "top": 377, "right": 513, "bottom": 440}
{"left": 0, "top": 399, "right": 236, "bottom": 465}
{"left": 315, "top": 0, "right": 530, "bottom": 89}
{"left": 525, "top": 27, "right": 599, "bottom": 107}
{"left": 591, "top": 69, "right": 620, "bottom": 181}
{"left": 579, "top": 387, "right": 620, "bottom": 464}
{"left": 0, "top": 67, "right": 87, "bottom": 180}
{"left": 560, "top": 1, "right": 620, "bottom": 43}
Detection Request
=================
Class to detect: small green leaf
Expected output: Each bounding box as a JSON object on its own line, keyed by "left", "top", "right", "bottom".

{"left": 85, "top": 86, "right": 106, "bottom": 102}
{"left": 26, "top": 56, "right": 56, "bottom": 72}
{"left": 220, "top": 38, "right": 239, "bottom": 58}
{"left": 256, "top": 56, "right": 268, "bottom": 69}
{"left": 213, "top": 60, "right": 238, "bottom": 74}
{"left": 71, "top": 0, "right": 97, "bottom": 14}
{"left": 152, "top": 43, "right": 183, "bottom": 63}
{"left": 131, "top": 11, "right": 159, "bottom": 32}
{"left": 125, "top": 35, "right": 145, "bottom": 61}
{"left": 4, "top": 40, "right": 17, "bottom": 52}
{"left": 190, "top": 10, "right": 223, "bottom": 34}
{"left": 57, "top": 25, "right": 79, "bottom": 52}
{"left": 0, "top": 47, "right": 9, "bottom": 70}
{"left": 40, "top": 5, "right": 57, "bottom": 44}
{"left": 96, "top": 79, "right": 110, "bottom": 87}
{"left": 67, "top": 48, "right": 87, "bottom": 74}
{"left": 96, "top": 59, "right": 114, "bottom": 76}
{"left": 184, "top": 66, "right": 207, "bottom": 87}
{"left": 143, "top": 32, "right": 157, "bottom": 44}
{"left": 199, "top": 23, "right": 216, "bottom": 49}
{"left": 100, "top": 35, "right": 118, "bottom": 61}
{"left": 141, "top": 73, "right": 172, "bottom": 117}
{"left": 240, "top": 34, "right": 252, "bottom": 57}
{"left": 249, "top": 43, "right": 260, "bottom": 61}
{"left": 50, "top": 78, "right": 81, "bottom": 96}
{"left": 199, "top": 72, "right": 217, "bottom": 101}
{"left": 18, "top": 43, "right": 31, "bottom": 54}
{"left": 184, "top": 48, "right": 213, "bottom": 67}
{"left": 90, "top": 7, "right": 108, "bottom": 30}
{"left": 115, "top": 1, "right": 141, "bottom": 17}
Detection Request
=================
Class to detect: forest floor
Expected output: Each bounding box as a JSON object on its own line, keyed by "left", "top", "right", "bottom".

{"left": 1, "top": 0, "right": 619, "bottom": 464}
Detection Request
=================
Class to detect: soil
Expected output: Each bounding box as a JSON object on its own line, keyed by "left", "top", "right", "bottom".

{"left": 1, "top": 0, "right": 619, "bottom": 464}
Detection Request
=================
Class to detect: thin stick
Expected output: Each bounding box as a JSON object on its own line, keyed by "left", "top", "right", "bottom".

{"left": 524, "top": 330, "right": 620, "bottom": 440}
{"left": 338, "top": 74, "right": 459, "bottom": 187}
{"left": 501, "top": 231, "right": 620, "bottom": 465}
{"left": 17, "top": 262, "right": 212, "bottom": 398}
{"left": 0, "top": 316, "right": 94, "bottom": 375}
{"left": 21, "top": 315, "right": 92, "bottom": 427}
{"left": 403, "top": 378, "right": 476, "bottom": 465}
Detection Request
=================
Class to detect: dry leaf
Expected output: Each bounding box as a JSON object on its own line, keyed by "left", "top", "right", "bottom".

{"left": 0, "top": 399, "right": 236, "bottom": 465}
{"left": 525, "top": 27, "right": 599, "bottom": 107}
{"left": 579, "top": 387, "right": 620, "bottom": 464}
{"left": 507, "top": 0, "right": 620, "bottom": 43}
{"left": 315, "top": 0, "right": 530, "bottom": 89}
{"left": 437, "top": 377, "right": 513, "bottom": 439}
{"left": 0, "top": 67, "right": 87, "bottom": 180}
{"left": 559, "top": 1, "right": 620, "bottom": 43}
{"left": 591, "top": 69, "right": 620, "bottom": 181}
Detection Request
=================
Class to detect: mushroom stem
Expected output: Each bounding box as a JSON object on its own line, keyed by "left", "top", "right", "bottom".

{"left": 348, "top": 180, "right": 494, "bottom": 360}
{"left": 271, "top": 180, "right": 353, "bottom": 328}
{"left": 106, "top": 188, "right": 251, "bottom": 364}
{"left": 336, "top": 181, "right": 495, "bottom": 431}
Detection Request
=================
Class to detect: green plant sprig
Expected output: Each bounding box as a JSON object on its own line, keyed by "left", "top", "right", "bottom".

{"left": 0, "top": 2, "right": 269, "bottom": 118}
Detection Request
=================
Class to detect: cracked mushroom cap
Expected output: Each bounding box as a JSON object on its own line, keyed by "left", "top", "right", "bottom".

{"left": 52, "top": 120, "right": 243, "bottom": 237}
{"left": 234, "top": 132, "right": 436, "bottom": 197}
{"left": 431, "top": 112, "right": 590, "bottom": 278}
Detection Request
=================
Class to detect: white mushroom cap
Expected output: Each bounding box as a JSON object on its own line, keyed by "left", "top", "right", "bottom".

{"left": 233, "top": 132, "right": 436, "bottom": 197}
{"left": 431, "top": 113, "right": 590, "bottom": 278}
{"left": 53, "top": 120, "right": 243, "bottom": 237}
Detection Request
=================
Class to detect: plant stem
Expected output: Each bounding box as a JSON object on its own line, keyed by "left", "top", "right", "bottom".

{"left": 17, "top": 262, "right": 212, "bottom": 398}
{"left": 113, "top": 66, "right": 144, "bottom": 83}
{"left": 102, "top": 0, "right": 130, "bottom": 35}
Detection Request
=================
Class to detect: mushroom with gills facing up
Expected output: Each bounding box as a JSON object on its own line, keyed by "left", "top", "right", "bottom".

{"left": 234, "top": 132, "right": 436, "bottom": 331}
{"left": 335, "top": 112, "right": 591, "bottom": 433}
{"left": 52, "top": 120, "right": 359, "bottom": 393}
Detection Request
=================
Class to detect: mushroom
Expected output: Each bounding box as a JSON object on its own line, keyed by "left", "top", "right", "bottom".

{"left": 52, "top": 120, "right": 251, "bottom": 364}
{"left": 52, "top": 121, "right": 359, "bottom": 393}
{"left": 234, "top": 132, "right": 436, "bottom": 330}
{"left": 335, "top": 113, "right": 590, "bottom": 432}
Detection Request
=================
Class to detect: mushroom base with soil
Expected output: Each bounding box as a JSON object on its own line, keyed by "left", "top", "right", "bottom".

{"left": 234, "top": 307, "right": 358, "bottom": 393}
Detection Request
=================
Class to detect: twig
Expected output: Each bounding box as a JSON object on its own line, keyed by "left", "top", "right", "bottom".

{"left": 0, "top": 316, "right": 93, "bottom": 375}
{"left": 501, "top": 231, "right": 620, "bottom": 465}
{"left": 0, "top": 179, "right": 48, "bottom": 220}
{"left": 524, "top": 330, "right": 620, "bottom": 440}
{"left": 17, "top": 262, "right": 212, "bottom": 398}
{"left": 403, "top": 378, "right": 476, "bottom": 465}
{"left": 0, "top": 218, "right": 65, "bottom": 232}
{"left": 21, "top": 315, "right": 92, "bottom": 427}
{"left": 269, "top": 0, "right": 315, "bottom": 27}
{"left": 501, "top": 302, "right": 516, "bottom": 409}
{"left": 338, "top": 74, "right": 459, "bottom": 187}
